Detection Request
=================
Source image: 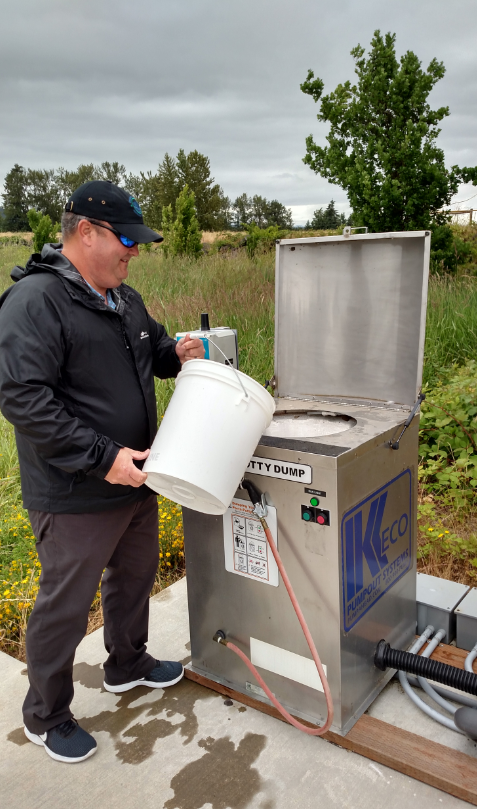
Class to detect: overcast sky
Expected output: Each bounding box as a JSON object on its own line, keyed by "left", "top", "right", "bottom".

{"left": 1, "top": 0, "right": 476, "bottom": 225}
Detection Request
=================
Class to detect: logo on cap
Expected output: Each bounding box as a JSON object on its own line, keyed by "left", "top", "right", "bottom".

{"left": 129, "top": 196, "right": 142, "bottom": 217}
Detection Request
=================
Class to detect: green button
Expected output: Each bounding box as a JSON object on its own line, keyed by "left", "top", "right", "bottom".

{"left": 310, "top": 497, "right": 319, "bottom": 507}
{"left": 303, "top": 511, "right": 311, "bottom": 521}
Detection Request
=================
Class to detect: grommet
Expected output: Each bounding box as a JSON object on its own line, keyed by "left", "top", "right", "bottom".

{"left": 88, "top": 197, "right": 93, "bottom": 201}
{"left": 101, "top": 200, "right": 106, "bottom": 204}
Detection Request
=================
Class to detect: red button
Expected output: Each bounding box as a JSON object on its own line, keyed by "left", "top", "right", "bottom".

{"left": 317, "top": 515, "right": 325, "bottom": 525}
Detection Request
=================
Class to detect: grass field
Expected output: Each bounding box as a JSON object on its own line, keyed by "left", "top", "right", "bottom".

{"left": 1, "top": 234, "right": 477, "bottom": 657}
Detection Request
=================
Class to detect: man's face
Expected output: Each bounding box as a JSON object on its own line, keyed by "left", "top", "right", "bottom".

{"left": 89, "top": 223, "right": 139, "bottom": 288}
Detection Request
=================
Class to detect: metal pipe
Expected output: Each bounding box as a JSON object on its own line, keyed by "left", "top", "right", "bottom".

{"left": 397, "top": 626, "right": 463, "bottom": 733}
{"left": 398, "top": 669, "right": 464, "bottom": 733}
{"left": 417, "top": 630, "right": 458, "bottom": 715}
{"left": 406, "top": 677, "right": 477, "bottom": 709}
{"left": 465, "top": 643, "right": 477, "bottom": 674}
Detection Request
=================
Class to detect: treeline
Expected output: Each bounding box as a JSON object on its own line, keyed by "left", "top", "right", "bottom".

{"left": 305, "top": 200, "right": 351, "bottom": 230}
{"left": 1, "top": 152, "right": 294, "bottom": 233}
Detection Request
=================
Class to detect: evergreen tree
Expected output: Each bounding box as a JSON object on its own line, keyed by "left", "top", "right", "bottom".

{"left": 2, "top": 164, "right": 29, "bottom": 231}
{"left": 162, "top": 185, "right": 202, "bottom": 258}
{"left": 176, "top": 149, "right": 229, "bottom": 231}
{"left": 301, "top": 30, "right": 477, "bottom": 232}
{"left": 309, "top": 200, "right": 343, "bottom": 229}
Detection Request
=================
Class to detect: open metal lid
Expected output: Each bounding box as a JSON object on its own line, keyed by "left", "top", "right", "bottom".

{"left": 274, "top": 231, "right": 430, "bottom": 409}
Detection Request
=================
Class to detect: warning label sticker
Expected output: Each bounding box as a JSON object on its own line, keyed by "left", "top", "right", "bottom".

{"left": 223, "top": 498, "right": 279, "bottom": 587}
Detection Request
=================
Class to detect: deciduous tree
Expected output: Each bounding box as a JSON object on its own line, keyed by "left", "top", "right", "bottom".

{"left": 301, "top": 30, "right": 477, "bottom": 232}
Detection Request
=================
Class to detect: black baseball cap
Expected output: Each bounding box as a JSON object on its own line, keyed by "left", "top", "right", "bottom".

{"left": 65, "top": 180, "right": 163, "bottom": 243}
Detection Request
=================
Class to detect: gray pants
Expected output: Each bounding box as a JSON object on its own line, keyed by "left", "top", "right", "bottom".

{"left": 23, "top": 494, "right": 159, "bottom": 734}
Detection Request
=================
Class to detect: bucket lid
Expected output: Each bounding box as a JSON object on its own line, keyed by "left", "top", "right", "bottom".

{"left": 275, "top": 231, "right": 430, "bottom": 409}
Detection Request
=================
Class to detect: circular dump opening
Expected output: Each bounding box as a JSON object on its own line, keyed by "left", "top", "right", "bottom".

{"left": 262, "top": 410, "right": 356, "bottom": 438}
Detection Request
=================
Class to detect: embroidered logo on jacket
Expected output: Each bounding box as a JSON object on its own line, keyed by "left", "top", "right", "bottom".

{"left": 140, "top": 331, "right": 149, "bottom": 339}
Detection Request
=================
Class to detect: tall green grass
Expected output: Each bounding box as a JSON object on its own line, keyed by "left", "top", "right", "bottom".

{"left": 424, "top": 277, "right": 477, "bottom": 387}
{"left": 132, "top": 251, "right": 275, "bottom": 413}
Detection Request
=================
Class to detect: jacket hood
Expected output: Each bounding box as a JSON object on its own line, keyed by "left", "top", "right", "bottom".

{"left": 3, "top": 243, "right": 124, "bottom": 312}
{"left": 11, "top": 243, "right": 84, "bottom": 286}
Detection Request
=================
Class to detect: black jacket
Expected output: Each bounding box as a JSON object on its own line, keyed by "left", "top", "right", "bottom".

{"left": 0, "top": 244, "right": 181, "bottom": 513}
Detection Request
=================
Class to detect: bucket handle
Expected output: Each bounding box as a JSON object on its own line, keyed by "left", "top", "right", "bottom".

{"left": 206, "top": 337, "right": 250, "bottom": 401}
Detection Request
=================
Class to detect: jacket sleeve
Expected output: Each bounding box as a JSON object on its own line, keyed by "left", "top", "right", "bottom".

{"left": 146, "top": 312, "right": 182, "bottom": 379}
{"left": 0, "top": 282, "right": 120, "bottom": 478}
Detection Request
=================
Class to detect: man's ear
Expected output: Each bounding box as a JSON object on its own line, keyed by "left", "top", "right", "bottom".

{"left": 77, "top": 218, "right": 95, "bottom": 244}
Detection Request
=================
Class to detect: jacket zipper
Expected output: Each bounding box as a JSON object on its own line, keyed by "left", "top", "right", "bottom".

{"left": 120, "top": 320, "right": 130, "bottom": 350}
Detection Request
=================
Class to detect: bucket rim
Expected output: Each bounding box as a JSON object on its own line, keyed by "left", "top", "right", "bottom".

{"left": 176, "top": 359, "right": 275, "bottom": 416}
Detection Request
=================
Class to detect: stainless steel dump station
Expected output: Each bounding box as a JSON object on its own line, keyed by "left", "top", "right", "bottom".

{"left": 183, "top": 231, "right": 431, "bottom": 735}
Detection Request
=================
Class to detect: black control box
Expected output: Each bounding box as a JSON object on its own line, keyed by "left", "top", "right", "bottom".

{"left": 301, "top": 505, "right": 330, "bottom": 526}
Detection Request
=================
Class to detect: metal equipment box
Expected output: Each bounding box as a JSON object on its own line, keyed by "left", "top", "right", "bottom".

{"left": 455, "top": 588, "right": 477, "bottom": 651}
{"left": 183, "top": 231, "right": 430, "bottom": 735}
{"left": 416, "top": 572, "right": 469, "bottom": 642}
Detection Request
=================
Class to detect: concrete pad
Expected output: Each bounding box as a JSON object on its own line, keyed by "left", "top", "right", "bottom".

{"left": 0, "top": 576, "right": 472, "bottom": 808}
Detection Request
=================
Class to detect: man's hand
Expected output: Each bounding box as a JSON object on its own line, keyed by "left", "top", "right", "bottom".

{"left": 105, "top": 447, "right": 150, "bottom": 487}
{"left": 176, "top": 333, "right": 206, "bottom": 365}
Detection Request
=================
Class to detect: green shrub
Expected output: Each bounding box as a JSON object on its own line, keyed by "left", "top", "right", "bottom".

{"left": 27, "top": 209, "right": 60, "bottom": 254}
{"left": 419, "top": 361, "right": 477, "bottom": 503}
{"left": 244, "top": 223, "right": 286, "bottom": 257}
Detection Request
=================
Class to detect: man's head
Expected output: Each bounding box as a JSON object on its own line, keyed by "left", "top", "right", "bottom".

{"left": 61, "top": 181, "right": 162, "bottom": 293}
{"left": 62, "top": 180, "right": 162, "bottom": 245}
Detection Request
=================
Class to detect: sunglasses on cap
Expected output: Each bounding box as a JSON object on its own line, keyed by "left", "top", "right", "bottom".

{"left": 87, "top": 219, "right": 137, "bottom": 248}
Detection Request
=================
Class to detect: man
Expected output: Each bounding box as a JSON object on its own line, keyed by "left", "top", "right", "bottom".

{"left": 0, "top": 180, "right": 204, "bottom": 763}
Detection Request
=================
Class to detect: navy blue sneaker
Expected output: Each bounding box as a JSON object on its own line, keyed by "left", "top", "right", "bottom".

{"left": 103, "top": 660, "right": 184, "bottom": 693}
{"left": 24, "top": 719, "right": 97, "bottom": 763}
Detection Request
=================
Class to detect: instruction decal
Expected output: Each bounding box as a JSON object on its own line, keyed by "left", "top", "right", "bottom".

{"left": 223, "top": 498, "right": 279, "bottom": 587}
{"left": 341, "top": 469, "right": 412, "bottom": 632}
{"left": 246, "top": 456, "right": 312, "bottom": 484}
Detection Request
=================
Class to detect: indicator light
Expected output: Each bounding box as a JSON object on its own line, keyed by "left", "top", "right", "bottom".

{"left": 310, "top": 497, "right": 319, "bottom": 507}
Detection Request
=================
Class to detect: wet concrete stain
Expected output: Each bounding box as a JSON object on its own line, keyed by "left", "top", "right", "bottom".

{"left": 73, "top": 661, "right": 105, "bottom": 690}
{"left": 238, "top": 707, "right": 247, "bottom": 713}
{"left": 164, "top": 733, "right": 269, "bottom": 809}
{"left": 78, "top": 676, "right": 215, "bottom": 764}
{"left": 7, "top": 727, "right": 29, "bottom": 746}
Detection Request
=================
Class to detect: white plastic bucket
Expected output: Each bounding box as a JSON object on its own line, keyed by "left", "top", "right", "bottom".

{"left": 143, "top": 359, "right": 275, "bottom": 515}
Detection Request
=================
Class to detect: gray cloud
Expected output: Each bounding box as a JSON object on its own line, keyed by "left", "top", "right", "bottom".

{"left": 1, "top": 0, "right": 476, "bottom": 224}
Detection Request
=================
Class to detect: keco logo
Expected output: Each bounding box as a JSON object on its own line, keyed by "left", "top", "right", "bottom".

{"left": 341, "top": 469, "right": 412, "bottom": 632}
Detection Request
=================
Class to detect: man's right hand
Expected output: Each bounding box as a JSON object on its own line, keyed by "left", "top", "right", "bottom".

{"left": 105, "top": 447, "right": 150, "bottom": 487}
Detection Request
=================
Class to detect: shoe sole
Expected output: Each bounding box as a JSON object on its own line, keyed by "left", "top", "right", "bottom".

{"left": 24, "top": 725, "right": 97, "bottom": 763}
{"left": 103, "top": 667, "right": 184, "bottom": 693}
